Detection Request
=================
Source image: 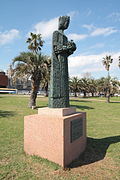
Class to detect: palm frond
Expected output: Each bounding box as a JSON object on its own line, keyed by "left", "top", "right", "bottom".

{"left": 26, "top": 32, "right": 44, "bottom": 53}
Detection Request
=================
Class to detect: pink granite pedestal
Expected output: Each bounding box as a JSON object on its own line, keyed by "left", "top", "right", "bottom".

{"left": 24, "top": 107, "right": 86, "bottom": 167}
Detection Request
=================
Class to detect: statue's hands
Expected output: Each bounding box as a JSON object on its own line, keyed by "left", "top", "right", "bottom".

{"left": 54, "top": 40, "right": 76, "bottom": 55}
{"left": 67, "top": 40, "right": 76, "bottom": 55}
{"left": 54, "top": 45, "right": 63, "bottom": 54}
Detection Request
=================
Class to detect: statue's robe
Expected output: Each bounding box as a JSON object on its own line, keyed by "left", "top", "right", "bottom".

{"left": 49, "top": 30, "right": 69, "bottom": 108}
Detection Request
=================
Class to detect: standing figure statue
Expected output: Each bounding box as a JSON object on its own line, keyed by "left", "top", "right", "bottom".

{"left": 49, "top": 16, "right": 76, "bottom": 108}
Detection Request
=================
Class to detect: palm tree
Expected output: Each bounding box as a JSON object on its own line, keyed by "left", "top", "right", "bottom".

{"left": 88, "top": 78, "right": 97, "bottom": 97}
{"left": 26, "top": 32, "right": 44, "bottom": 107}
{"left": 26, "top": 32, "right": 44, "bottom": 53}
{"left": 79, "top": 78, "right": 90, "bottom": 97}
{"left": 102, "top": 55, "right": 113, "bottom": 103}
{"left": 69, "top": 77, "right": 80, "bottom": 97}
{"left": 13, "top": 52, "right": 49, "bottom": 108}
{"left": 41, "top": 57, "right": 51, "bottom": 97}
{"left": 96, "top": 77, "right": 108, "bottom": 97}
{"left": 110, "top": 77, "right": 120, "bottom": 96}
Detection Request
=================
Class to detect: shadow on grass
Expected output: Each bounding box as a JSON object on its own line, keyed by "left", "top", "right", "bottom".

{"left": 110, "top": 101, "right": 120, "bottom": 103}
{"left": 0, "top": 110, "right": 16, "bottom": 118}
{"left": 36, "top": 104, "right": 94, "bottom": 110}
{"left": 71, "top": 104, "right": 94, "bottom": 110}
{"left": 69, "top": 135, "right": 120, "bottom": 168}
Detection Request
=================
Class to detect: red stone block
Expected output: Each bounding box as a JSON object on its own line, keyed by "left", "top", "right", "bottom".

{"left": 24, "top": 108, "right": 86, "bottom": 167}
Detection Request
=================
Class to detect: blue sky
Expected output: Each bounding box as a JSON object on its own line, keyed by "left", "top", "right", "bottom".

{"left": 0, "top": 0, "right": 120, "bottom": 79}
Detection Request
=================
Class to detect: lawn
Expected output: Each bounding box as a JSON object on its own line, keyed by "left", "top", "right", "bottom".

{"left": 0, "top": 95, "right": 120, "bottom": 180}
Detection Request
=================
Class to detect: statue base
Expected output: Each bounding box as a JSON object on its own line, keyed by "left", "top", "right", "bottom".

{"left": 24, "top": 107, "right": 87, "bottom": 168}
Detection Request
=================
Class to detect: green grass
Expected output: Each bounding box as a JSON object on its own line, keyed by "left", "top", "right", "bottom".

{"left": 0, "top": 95, "right": 120, "bottom": 180}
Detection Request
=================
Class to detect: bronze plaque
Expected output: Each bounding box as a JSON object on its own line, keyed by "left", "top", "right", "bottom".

{"left": 71, "top": 117, "right": 83, "bottom": 143}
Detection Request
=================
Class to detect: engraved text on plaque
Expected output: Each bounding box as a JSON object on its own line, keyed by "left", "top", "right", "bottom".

{"left": 71, "top": 117, "right": 83, "bottom": 143}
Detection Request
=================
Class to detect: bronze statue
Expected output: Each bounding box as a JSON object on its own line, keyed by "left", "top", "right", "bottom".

{"left": 49, "top": 16, "right": 76, "bottom": 108}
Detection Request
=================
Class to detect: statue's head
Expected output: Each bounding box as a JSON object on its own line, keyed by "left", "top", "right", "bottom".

{"left": 58, "top": 16, "right": 70, "bottom": 30}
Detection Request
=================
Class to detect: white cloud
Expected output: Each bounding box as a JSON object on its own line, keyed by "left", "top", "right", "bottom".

{"left": 32, "top": 16, "right": 118, "bottom": 43}
{"left": 82, "top": 67, "right": 103, "bottom": 73}
{"left": 69, "top": 53, "right": 105, "bottom": 68}
{"left": 82, "top": 24, "right": 95, "bottom": 31}
{"left": 32, "top": 11, "right": 78, "bottom": 39}
{"left": 68, "top": 33, "right": 88, "bottom": 41}
{"left": 0, "top": 29, "right": 20, "bottom": 45}
{"left": 68, "top": 51, "right": 120, "bottom": 77}
{"left": 91, "top": 27, "right": 117, "bottom": 36}
{"left": 33, "top": 17, "right": 58, "bottom": 39}
{"left": 68, "top": 25, "right": 118, "bottom": 42}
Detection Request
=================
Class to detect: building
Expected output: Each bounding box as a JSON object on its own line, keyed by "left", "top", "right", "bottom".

{"left": 0, "top": 71, "right": 8, "bottom": 88}
{"left": 7, "top": 66, "right": 31, "bottom": 90}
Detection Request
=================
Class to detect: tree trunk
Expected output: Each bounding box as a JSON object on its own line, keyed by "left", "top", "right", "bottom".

{"left": 106, "top": 73, "right": 111, "bottom": 103}
{"left": 92, "top": 92, "right": 94, "bottom": 97}
{"left": 28, "top": 79, "right": 40, "bottom": 108}
{"left": 83, "top": 91, "right": 86, "bottom": 98}
{"left": 107, "top": 94, "right": 110, "bottom": 103}
{"left": 74, "top": 91, "right": 77, "bottom": 97}
{"left": 45, "top": 90, "right": 48, "bottom": 97}
{"left": 29, "top": 91, "right": 37, "bottom": 108}
{"left": 106, "top": 90, "right": 111, "bottom": 103}
{"left": 45, "top": 83, "right": 48, "bottom": 97}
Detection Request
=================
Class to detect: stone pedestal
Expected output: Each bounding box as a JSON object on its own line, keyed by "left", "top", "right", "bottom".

{"left": 24, "top": 107, "right": 86, "bottom": 167}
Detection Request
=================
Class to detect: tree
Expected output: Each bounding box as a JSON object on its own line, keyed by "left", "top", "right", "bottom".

{"left": 96, "top": 77, "right": 108, "bottom": 97}
{"left": 40, "top": 57, "right": 51, "bottom": 97}
{"left": 26, "top": 32, "right": 44, "bottom": 53}
{"left": 12, "top": 52, "right": 49, "bottom": 107}
{"left": 110, "top": 77, "right": 120, "bottom": 96}
{"left": 69, "top": 77, "right": 80, "bottom": 97}
{"left": 88, "top": 78, "right": 97, "bottom": 97}
{"left": 79, "top": 78, "right": 90, "bottom": 97}
{"left": 102, "top": 55, "right": 113, "bottom": 103}
{"left": 82, "top": 72, "right": 92, "bottom": 79}
{"left": 96, "top": 77, "right": 120, "bottom": 97}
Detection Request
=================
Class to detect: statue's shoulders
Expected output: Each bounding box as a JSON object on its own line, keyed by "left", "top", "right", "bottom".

{"left": 53, "top": 30, "right": 59, "bottom": 35}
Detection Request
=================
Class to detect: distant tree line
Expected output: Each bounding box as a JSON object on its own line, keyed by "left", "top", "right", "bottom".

{"left": 69, "top": 76, "right": 120, "bottom": 98}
